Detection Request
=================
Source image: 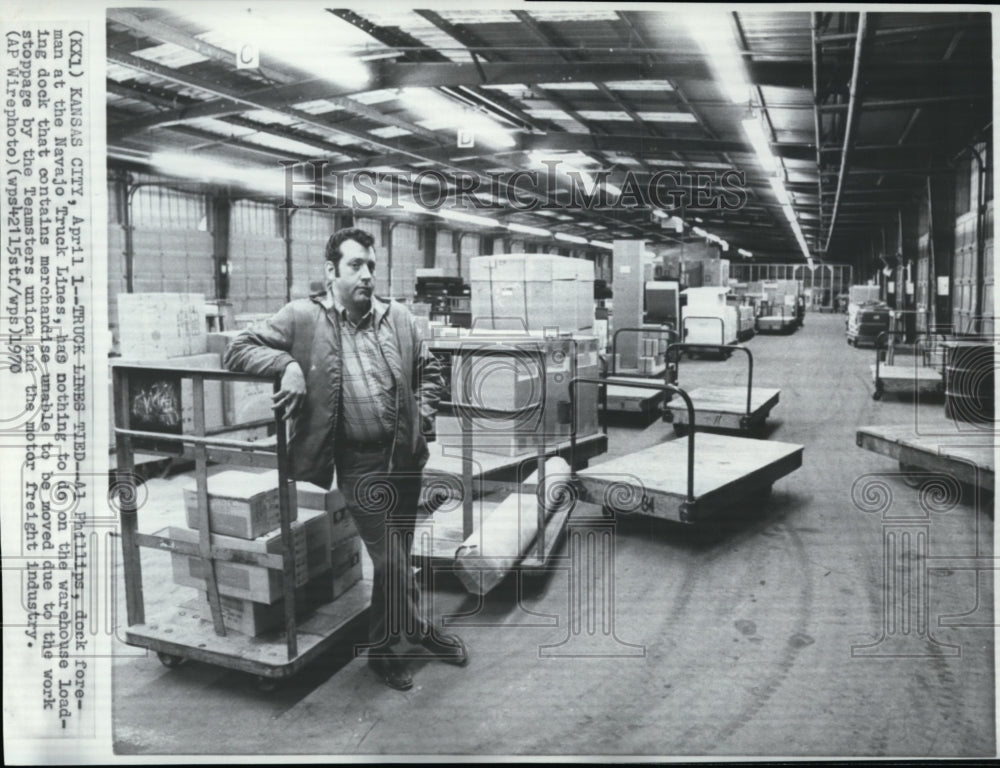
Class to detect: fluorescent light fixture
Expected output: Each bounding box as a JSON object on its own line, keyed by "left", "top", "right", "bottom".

{"left": 692, "top": 226, "right": 708, "bottom": 238}
{"left": 589, "top": 240, "right": 614, "bottom": 250}
{"left": 685, "top": 13, "right": 750, "bottom": 104}
{"left": 738, "top": 248, "right": 753, "bottom": 258}
{"left": 720, "top": 240, "right": 730, "bottom": 252}
{"left": 399, "top": 88, "right": 515, "bottom": 148}
{"left": 769, "top": 177, "right": 791, "bottom": 206}
{"left": 742, "top": 117, "right": 778, "bottom": 174}
{"left": 437, "top": 209, "right": 501, "bottom": 227}
{"left": 507, "top": 222, "right": 552, "bottom": 237}
{"left": 150, "top": 151, "right": 290, "bottom": 198}
{"left": 186, "top": 8, "right": 371, "bottom": 90}
{"left": 555, "top": 232, "right": 589, "bottom": 245}
{"left": 651, "top": 209, "right": 668, "bottom": 219}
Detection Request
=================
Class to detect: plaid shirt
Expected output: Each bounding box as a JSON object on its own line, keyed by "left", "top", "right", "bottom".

{"left": 333, "top": 299, "right": 397, "bottom": 445}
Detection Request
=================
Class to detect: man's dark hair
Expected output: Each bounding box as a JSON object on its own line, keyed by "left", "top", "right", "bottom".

{"left": 325, "top": 227, "right": 376, "bottom": 275}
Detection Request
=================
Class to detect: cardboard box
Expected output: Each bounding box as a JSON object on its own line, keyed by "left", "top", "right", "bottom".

{"left": 331, "top": 536, "right": 364, "bottom": 600}
{"left": 293, "top": 482, "right": 358, "bottom": 545}
{"left": 451, "top": 353, "right": 544, "bottom": 412}
{"left": 183, "top": 470, "right": 297, "bottom": 540}
{"left": 470, "top": 254, "right": 595, "bottom": 334}
{"left": 167, "top": 507, "right": 330, "bottom": 603}
{"left": 207, "top": 331, "right": 278, "bottom": 427}
{"left": 188, "top": 570, "right": 334, "bottom": 636}
{"left": 117, "top": 293, "right": 208, "bottom": 360}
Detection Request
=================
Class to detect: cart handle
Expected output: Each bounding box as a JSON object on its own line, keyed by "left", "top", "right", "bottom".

{"left": 568, "top": 377, "right": 697, "bottom": 504}
{"left": 610, "top": 326, "right": 678, "bottom": 375}
{"left": 666, "top": 343, "right": 754, "bottom": 420}
{"left": 682, "top": 315, "right": 726, "bottom": 346}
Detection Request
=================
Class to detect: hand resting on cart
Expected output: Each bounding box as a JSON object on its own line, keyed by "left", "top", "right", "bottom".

{"left": 272, "top": 361, "right": 307, "bottom": 420}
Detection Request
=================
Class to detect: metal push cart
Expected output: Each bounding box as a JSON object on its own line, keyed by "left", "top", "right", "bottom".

{"left": 602, "top": 326, "right": 679, "bottom": 415}
{"left": 112, "top": 363, "right": 369, "bottom": 690}
{"left": 662, "top": 344, "right": 780, "bottom": 436}
{"left": 567, "top": 378, "right": 803, "bottom": 526}
{"left": 870, "top": 330, "right": 945, "bottom": 401}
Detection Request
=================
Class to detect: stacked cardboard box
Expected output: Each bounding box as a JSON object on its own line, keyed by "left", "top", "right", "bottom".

{"left": 470, "top": 254, "right": 595, "bottom": 334}
{"left": 294, "top": 480, "right": 366, "bottom": 601}
{"left": 166, "top": 470, "right": 346, "bottom": 636}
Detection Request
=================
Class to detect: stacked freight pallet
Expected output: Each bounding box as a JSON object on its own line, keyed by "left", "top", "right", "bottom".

{"left": 164, "top": 471, "right": 365, "bottom": 637}
{"left": 469, "top": 254, "right": 595, "bottom": 334}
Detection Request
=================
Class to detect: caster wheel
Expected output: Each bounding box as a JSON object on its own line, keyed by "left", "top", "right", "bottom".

{"left": 157, "top": 652, "right": 184, "bottom": 669}
{"left": 899, "top": 462, "right": 922, "bottom": 488}
{"left": 872, "top": 389, "right": 883, "bottom": 401}
{"left": 254, "top": 675, "right": 279, "bottom": 692}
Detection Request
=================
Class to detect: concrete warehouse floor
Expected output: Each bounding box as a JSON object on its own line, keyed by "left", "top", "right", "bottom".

{"left": 112, "top": 313, "right": 995, "bottom": 758}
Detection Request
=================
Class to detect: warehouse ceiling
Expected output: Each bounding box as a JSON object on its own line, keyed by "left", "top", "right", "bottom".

{"left": 106, "top": 8, "right": 992, "bottom": 267}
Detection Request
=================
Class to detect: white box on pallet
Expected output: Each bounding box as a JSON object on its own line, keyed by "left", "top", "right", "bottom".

{"left": 470, "top": 254, "right": 594, "bottom": 333}
{"left": 117, "top": 293, "right": 208, "bottom": 360}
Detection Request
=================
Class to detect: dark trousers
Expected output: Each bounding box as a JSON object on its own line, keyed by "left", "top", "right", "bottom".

{"left": 335, "top": 446, "right": 431, "bottom": 657}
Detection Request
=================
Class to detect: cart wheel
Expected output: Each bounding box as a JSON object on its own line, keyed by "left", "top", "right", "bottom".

{"left": 157, "top": 652, "right": 184, "bottom": 669}
{"left": 872, "top": 388, "right": 883, "bottom": 401}
{"left": 673, "top": 423, "right": 688, "bottom": 437}
{"left": 254, "top": 675, "right": 279, "bottom": 692}
{"left": 898, "top": 462, "right": 922, "bottom": 488}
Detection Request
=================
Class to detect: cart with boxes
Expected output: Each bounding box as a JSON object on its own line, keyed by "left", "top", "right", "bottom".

{"left": 112, "top": 362, "right": 370, "bottom": 689}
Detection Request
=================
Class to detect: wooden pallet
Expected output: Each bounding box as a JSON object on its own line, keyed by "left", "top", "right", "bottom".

{"left": 666, "top": 386, "right": 780, "bottom": 433}
{"left": 576, "top": 433, "right": 803, "bottom": 523}
{"left": 856, "top": 424, "right": 995, "bottom": 491}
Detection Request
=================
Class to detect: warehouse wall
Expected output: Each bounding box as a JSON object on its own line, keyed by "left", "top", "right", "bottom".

{"left": 389, "top": 222, "right": 420, "bottom": 300}
{"left": 290, "top": 209, "right": 340, "bottom": 298}
{"left": 229, "top": 200, "right": 286, "bottom": 315}
{"left": 107, "top": 176, "right": 215, "bottom": 347}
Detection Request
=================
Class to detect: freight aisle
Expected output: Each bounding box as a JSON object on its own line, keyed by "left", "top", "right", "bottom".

{"left": 112, "top": 313, "right": 994, "bottom": 757}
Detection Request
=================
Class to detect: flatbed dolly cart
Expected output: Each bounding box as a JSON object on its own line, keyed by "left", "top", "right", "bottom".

{"left": 756, "top": 306, "right": 798, "bottom": 334}
{"left": 602, "top": 326, "right": 678, "bottom": 415}
{"left": 679, "top": 316, "right": 735, "bottom": 359}
{"left": 566, "top": 378, "right": 803, "bottom": 526}
{"left": 662, "top": 344, "right": 780, "bottom": 436}
{"left": 856, "top": 420, "right": 994, "bottom": 494}
{"left": 112, "top": 363, "right": 370, "bottom": 690}
{"left": 870, "top": 330, "right": 945, "bottom": 401}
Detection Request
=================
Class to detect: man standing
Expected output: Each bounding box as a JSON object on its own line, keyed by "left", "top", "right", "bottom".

{"left": 224, "top": 227, "right": 467, "bottom": 690}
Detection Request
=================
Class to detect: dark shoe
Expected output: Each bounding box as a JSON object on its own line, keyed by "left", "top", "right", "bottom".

{"left": 421, "top": 633, "right": 469, "bottom": 667}
{"left": 367, "top": 655, "right": 413, "bottom": 691}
